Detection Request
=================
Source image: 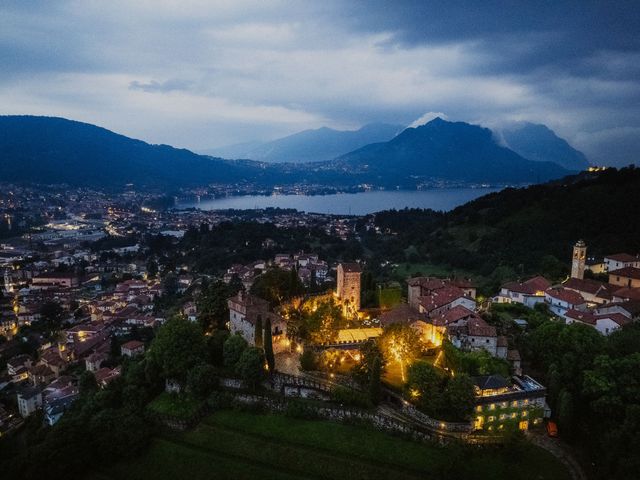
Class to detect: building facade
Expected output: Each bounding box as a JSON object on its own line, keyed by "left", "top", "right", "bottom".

{"left": 336, "top": 263, "right": 362, "bottom": 314}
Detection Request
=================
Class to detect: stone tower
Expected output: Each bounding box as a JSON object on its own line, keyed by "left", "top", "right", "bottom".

{"left": 336, "top": 263, "right": 362, "bottom": 313}
{"left": 571, "top": 240, "right": 587, "bottom": 279}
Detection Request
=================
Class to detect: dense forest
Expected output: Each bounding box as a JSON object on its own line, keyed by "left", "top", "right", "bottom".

{"left": 365, "top": 166, "right": 640, "bottom": 292}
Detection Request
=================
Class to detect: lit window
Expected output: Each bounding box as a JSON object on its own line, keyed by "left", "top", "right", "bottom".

{"left": 490, "top": 403, "right": 496, "bottom": 410}
{"left": 488, "top": 416, "right": 495, "bottom": 422}
{"left": 511, "top": 413, "right": 517, "bottom": 419}
{"left": 522, "top": 411, "right": 527, "bottom": 417}
{"left": 512, "top": 401, "right": 518, "bottom": 407}
{"left": 476, "top": 405, "right": 482, "bottom": 412}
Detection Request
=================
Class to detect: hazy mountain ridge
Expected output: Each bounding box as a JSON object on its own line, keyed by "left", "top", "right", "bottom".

{"left": 204, "top": 123, "right": 404, "bottom": 163}
{"left": 500, "top": 122, "right": 590, "bottom": 171}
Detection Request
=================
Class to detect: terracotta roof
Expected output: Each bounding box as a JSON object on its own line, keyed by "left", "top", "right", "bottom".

{"left": 545, "top": 287, "right": 586, "bottom": 305}
{"left": 121, "top": 340, "right": 144, "bottom": 351}
{"left": 418, "top": 286, "right": 469, "bottom": 312}
{"left": 503, "top": 276, "right": 551, "bottom": 295}
{"left": 439, "top": 305, "right": 476, "bottom": 325}
{"left": 597, "top": 313, "right": 631, "bottom": 327}
{"left": 610, "top": 267, "right": 640, "bottom": 280}
{"left": 605, "top": 253, "right": 639, "bottom": 263}
{"left": 467, "top": 317, "right": 497, "bottom": 337}
{"left": 612, "top": 287, "right": 640, "bottom": 301}
{"left": 565, "top": 309, "right": 596, "bottom": 325}
{"left": 378, "top": 304, "right": 427, "bottom": 327}
{"left": 497, "top": 336, "right": 508, "bottom": 347}
{"left": 563, "top": 278, "right": 614, "bottom": 299}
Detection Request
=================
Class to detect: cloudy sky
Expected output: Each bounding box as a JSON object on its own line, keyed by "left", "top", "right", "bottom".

{"left": 1, "top": 1, "right": 639, "bottom": 166}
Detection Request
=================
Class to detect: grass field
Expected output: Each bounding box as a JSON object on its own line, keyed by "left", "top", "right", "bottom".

{"left": 94, "top": 410, "right": 571, "bottom": 480}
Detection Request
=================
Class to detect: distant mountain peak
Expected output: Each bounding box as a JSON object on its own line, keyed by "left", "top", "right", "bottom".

{"left": 501, "top": 122, "right": 589, "bottom": 171}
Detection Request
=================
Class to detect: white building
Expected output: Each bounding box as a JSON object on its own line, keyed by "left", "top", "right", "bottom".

{"left": 545, "top": 287, "right": 587, "bottom": 318}
{"left": 495, "top": 276, "right": 551, "bottom": 307}
{"left": 17, "top": 387, "right": 43, "bottom": 417}
{"left": 604, "top": 253, "right": 640, "bottom": 272}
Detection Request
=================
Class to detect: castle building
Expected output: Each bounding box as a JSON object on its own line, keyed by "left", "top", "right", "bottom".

{"left": 571, "top": 240, "right": 587, "bottom": 280}
{"left": 336, "top": 263, "right": 362, "bottom": 313}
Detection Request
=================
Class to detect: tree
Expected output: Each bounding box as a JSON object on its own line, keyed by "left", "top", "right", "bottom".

{"left": 187, "top": 363, "right": 218, "bottom": 398}
{"left": 207, "top": 329, "right": 230, "bottom": 366}
{"left": 78, "top": 371, "right": 98, "bottom": 396}
{"left": 147, "top": 317, "right": 207, "bottom": 381}
{"left": 197, "top": 280, "right": 233, "bottom": 331}
{"left": 162, "top": 272, "right": 179, "bottom": 297}
{"left": 223, "top": 334, "right": 248, "bottom": 368}
{"left": 299, "top": 349, "right": 317, "bottom": 371}
{"left": 369, "top": 355, "right": 382, "bottom": 405}
{"left": 250, "top": 267, "right": 303, "bottom": 306}
{"left": 254, "top": 315, "right": 263, "bottom": 348}
{"left": 146, "top": 259, "right": 158, "bottom": 278}
{"left": 444, "top": 374, "right": 475, "bottom": 421}
{"left": 406, "top": 361, "right": 446, "bottom": 416}
{"left": 236, "top": 347, "right": 265, "bottom": 390}
{"left": 40, "top": 300, "right": 64, "bottom": 328}
{"left": 379, "top": 323, "right": 422, "bottom": 381}
{"left": 263, "top": 317, "right": 275, "bottom": 372}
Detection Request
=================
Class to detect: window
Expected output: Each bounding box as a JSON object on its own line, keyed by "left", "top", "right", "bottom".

{"left": 511, "top": 413, "right": 517, "bottom": 419}
{"left": 476, "top": 405, "right": 482, "bottom": 412}
{"left": 522, "top": 411, "right": 528, "bottom": 417}
{"left": 512, "top": 401, "right": 518, "bottom": 407}
{"left": 489, "top": 404, "right": 496, "bottom": 410}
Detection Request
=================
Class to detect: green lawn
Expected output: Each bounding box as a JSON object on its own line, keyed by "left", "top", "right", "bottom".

{"left": 95, "top": 410, "right": 571, "bottom": 480}
{"left": 146, "top": 392, "right": 204, "bottom": 419}
{"left": 393, "top": 262, "right": 471, "bottom": 280}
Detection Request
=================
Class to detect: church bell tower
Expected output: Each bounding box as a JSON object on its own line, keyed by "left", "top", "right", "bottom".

{"left": 571, "top": 240, "right": 586, "bottom": 279}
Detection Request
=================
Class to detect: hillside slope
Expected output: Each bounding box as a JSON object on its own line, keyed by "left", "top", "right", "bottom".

{"left": 0, "top": 116, "right": 264, "bottom": 188}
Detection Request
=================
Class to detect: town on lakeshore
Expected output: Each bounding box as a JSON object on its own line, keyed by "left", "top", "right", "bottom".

{"left": 1, "top": 171, "right": 639, "bottom": 479}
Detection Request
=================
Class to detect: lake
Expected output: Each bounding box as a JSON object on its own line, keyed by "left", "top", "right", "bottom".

{"left": 177, "top": 188, "right": 502, "bottom": 215}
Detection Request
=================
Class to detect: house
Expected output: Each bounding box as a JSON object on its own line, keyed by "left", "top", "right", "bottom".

{"left": 17, "top": 386, "right": 43, "bottom": 417}
{"left": 565, "top": 309, "right": 631, "bottom": 335}
{"left": 472, "top": 375, "right": 547, "bottom": 432}
{"left": 44, "top": 391, "right": 79, "bottom": 426}
{"left": 594, "top": 300, "right": 640, "bottom": 320}
{"left": 495, "top": 276, "right": 550, "bottom": 307}
{"left": 407, "top": 277, "right": 476, "bottom": 316}
{"left": 85, "top": 352, "right": 108, "bottom": 372}
{"left": 7, "top": 354, "right": 33, "bottom": 377}
{"left": 29, "top": 364, "right": 56, "bottom": 386}
{"left": 121, "top": 340, "right": 145, "bottom": 357}
{"left": 227, "top": 291, "right": 287, "bottom": 352}
{"left": 544, "top": 288, "right": 587, "bottom": 318}
{"left": 562, "top": 277, "right": 614, "bottom": 305}
{"left": 182, "top": 301, "right": 197, "bottom": 322}
{"left": 609, "top": 267, "right": 640, "bottom": 289}
{"left": 94, "top": 367, "right": 121, "bottom": 388}
{"left": 31, "top": 272, "right": 79, "bottom": 290}
{"left": 604, "top": 253, "right": 640, "bottom": 272}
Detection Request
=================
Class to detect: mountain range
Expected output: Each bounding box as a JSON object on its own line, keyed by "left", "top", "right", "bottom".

{"left": 330, "top": 118, "right": 571, "bottom": 184}
{"left": 203, "top": 123, "right": 403, "bottom": 163}
{"left": 500, "top": 122, "right": 590, "bottom": 171}
{"left": 0, "top": 115, "right": 583, "bottom": 189}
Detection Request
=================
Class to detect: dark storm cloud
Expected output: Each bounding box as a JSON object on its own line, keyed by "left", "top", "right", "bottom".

{"left": 0, "top": 1, "right": 638, "bottom": 166}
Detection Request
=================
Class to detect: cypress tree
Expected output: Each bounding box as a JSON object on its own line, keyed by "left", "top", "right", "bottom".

{"left": 254, "top": 314, "right": 263, "bottom": 348}
{"left": 369, "top": 355, "right": 382, "bottom": 405}
{"left": 264, "top": 317, "right": 275, "bottom": 372}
